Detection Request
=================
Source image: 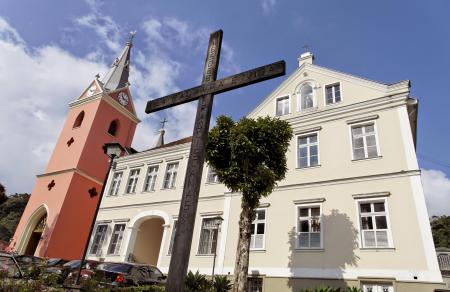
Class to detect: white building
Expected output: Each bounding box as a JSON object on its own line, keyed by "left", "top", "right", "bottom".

{"left": 87, "top": 52, "right": 445, "bottom": 292}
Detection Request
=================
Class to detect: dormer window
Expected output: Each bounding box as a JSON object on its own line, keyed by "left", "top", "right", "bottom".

{"left": 275, "top": 96, "right": 290, "bottom": 116}
{"left": 325, "top": 83, "right": 341, "bottom": 105}
{"left": 299, "top": 84, "right": 315, "bottom": 111}
{"left": 108, "top": 120, "right": 119, "bottom": 136}
{"left": 73, "top": 111, "right": 85, "bottom": 128}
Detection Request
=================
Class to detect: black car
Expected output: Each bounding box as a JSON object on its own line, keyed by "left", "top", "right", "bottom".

{"left": 44, "top": 259, "right": 81, "bottom": 278}
{"left": 95, "top": 262, "right": 166, "bottom": 286}
{"left": 0, "top": 252, "right": 22, "bottom": 278}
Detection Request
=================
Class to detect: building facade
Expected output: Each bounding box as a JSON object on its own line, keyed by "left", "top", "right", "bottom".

{"left": 10, "top": 40, "right": 140, "bottom": 259}
{"left": 85, "top": 52, "right": 444, "bottom": 291}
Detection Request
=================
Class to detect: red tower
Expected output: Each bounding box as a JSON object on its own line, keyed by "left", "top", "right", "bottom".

{"left": 10, "top": 39, "right": 140, "bottom": 259}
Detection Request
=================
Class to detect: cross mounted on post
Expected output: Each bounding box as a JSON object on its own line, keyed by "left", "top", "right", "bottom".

{"left": 145, "top": 29, "right": 285, "bottom": 291}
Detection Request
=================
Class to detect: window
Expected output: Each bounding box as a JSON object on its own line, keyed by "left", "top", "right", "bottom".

{"left": 89, "top": 224, "right": 107, "bottom": 255}
{"left": 275, "top": 96, "right": 290, "bottom": 116}
{"left": 107, "top": 224, "right": 125, "bottom": 255}
{"left": 250, "top": 209, "right": 266, "bottom": 250}
{"left": 126, "top": 169, "right": 140, "bottom": 194}
{"left": 297, "top": 206, "right": 321, "bottom": 248}
{"left": 198, "top": 217, "right": 221, "bottom": 255}
{"left": 359, "top": 201, "right": 391, "bottom": 248}
{"left": 168, "top": 220, "right": 177, "bottom": 255}
{"left": 108, "top": 120, "right": 119, "bottom": 136}
{"left": 109, "top": 172, "right": 123, "bottom": 196}
{"left": 297, "top": 133, "right": 319, "bottom": 168}
{"left": 206, "top": 167, "right": 219, "bottom": 183}
{"left": 247, "top": 278, "right": 263, "bottom": 292}
{"left": 362, "top": 283, "right": 393, "bottom": 292}
{"left": 299, "top": 84, "right": 315, "bottom": 110}
{"left": 73, "top": 111, "right": 85, "bottom": 128}
{"left": 143, "top": 166, "right": 158, "bottom": 192}
{"left": 325, "top": 83, "right": 341, "bottom": 105}
{"left": 351, "top": 123, "right": 379, "bottom": 160}
{"left": 163, "top": 162, "right": 179, "bottom": 189}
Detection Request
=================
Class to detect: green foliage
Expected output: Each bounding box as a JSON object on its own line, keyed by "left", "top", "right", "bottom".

{"left": 431, "top": 215, "right": 450, "bottom": 248}
{"left": 0, "top": 183, "right": 6, "bottom": 205}
{"left": 42, "top": 273, "right": 63, "bottom": 287}
{"left": 184, "top": 270, "right": 212, "bottom": 292}
{"left": 206, "top": 115, "right": 293, "bottom": 207}
{"left": 0, "top": 192, "right": 30, "bottom": 242}
{"left": 213, "top": 275, "right": 231, "bottom": 292}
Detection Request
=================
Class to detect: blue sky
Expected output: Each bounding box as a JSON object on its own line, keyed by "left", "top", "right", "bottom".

{"left": 0, "top": 0, "right": 449, "bottom": 214}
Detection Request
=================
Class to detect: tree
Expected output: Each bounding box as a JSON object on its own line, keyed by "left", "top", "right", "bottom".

{"left": 0, "top": 183, "right": 6, "bottom": 205}
{"left": 206, "top": 115, "right": 293, "bottom": 292}
{"left": 0, "top": 192, "right": 30, "bottom": 242}
{"left": 430, "top": 215, "right": 450, "bottom": 248}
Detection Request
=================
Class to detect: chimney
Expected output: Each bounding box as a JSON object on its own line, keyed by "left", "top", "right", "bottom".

{"left": 298, "top": 51, "right": 314, "bottom": 67}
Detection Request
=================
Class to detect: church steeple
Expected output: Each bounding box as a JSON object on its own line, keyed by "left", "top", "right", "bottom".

{"left": 101, "top": 32, "right": 135, "bottom": 91}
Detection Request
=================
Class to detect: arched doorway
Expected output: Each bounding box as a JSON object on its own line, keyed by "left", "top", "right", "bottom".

{"left": 24, "top": 213, "right": 47, "bottom": 256}
{"left": 130, "top": 217, "right": 165, "bottom": 265}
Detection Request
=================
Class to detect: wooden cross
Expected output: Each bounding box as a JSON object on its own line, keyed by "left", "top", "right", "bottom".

{"left": 145, "top": 30, "right": 285, "bottom": 291}
{"left": 160, "top": 117, "right": 168, "bottom": 129}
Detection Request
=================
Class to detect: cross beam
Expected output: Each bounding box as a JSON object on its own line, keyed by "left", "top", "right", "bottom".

{"left": 145, "top": 29, "right": 285, "bottom": 292}
{"left": 145, "top": 60, "right": 285, "bottom": 113}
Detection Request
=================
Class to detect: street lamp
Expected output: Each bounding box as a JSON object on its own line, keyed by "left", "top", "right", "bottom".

{"left": 211, "top": 216, "right": 224, "bottom": 279}
{"left": 75, "top": 142, "right": 125, "bottom": 285}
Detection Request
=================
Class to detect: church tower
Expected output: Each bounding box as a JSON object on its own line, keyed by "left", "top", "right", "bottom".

{"left": 10, "top": 37, "right": 140, "bottom": 259}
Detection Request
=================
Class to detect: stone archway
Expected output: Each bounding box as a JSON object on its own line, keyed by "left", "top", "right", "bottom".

{"left": 130, "top": 217, "right": 165, "bottom": 265}
{"left": 19, "top": 205, "right": 48, "bottom": 256}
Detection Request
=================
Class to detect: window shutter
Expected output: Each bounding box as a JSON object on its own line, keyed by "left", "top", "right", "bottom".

{"left": 364, "top": 230, "right": 376, "bottom": 247}
{"left": 376, "top": 230, "right": 389, "bottom": 247}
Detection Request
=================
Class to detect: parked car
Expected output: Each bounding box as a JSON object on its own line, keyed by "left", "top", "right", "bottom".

{"left": 64, "top": 260, "right": 102, "bottom": 284}
{"left": 94, "top": 262, "right": 167, "bottom": 286}
{"left": 0, "top": 252, "right": 22, "bottom": 278}
{"left": 45, "top": 258, "right": 68, "bottom": 267}
{"left": 45, "top": 260, "right": 98, "bottom": 279}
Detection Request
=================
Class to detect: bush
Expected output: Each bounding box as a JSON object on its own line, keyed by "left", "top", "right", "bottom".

{"left": 185, "top": 271, "right": 212, "bottom": 292}
{"left": 300, "top": 287, "right": 362, "bottom": 292}
{"left": 213, "top": 275, "right": 231, "bottom": 292}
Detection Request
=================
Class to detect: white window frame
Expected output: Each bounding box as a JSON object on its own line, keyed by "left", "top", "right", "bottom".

{"left": 125, "top": 168, "right": 140, "bottom": 194}
{"left": 108, "top": 171, "right": 123, "bottom": 196}
{"left": 349, "top": 121, "right": 381, "bottom": 161}
{"left": 107, "top": 223, "right": 126, "bottom": 255}
{"left": 167, "top": 220, "right": 177, "bottom": 255}
{"left": 355, "top": 197, "right": 394, "bottom": 249}
{"left": 296, "top": 132, "right": 320, "bottom": 169}
{"left": 89, "top": 224, "right": 108, "bottom": 255}
{"left": 295, "top": 202, "right": 323, "bottom": 249}
{"left": 206, "top": 166, "right": 219, "bottom": 184}
{"left": 250, "top": 208, "right": 267, "bottom": 251}
{"left": 162, "top": 162, "right": 179, "bottom": 189}
{"left": 274, "top": 95, "right": 291, "bottom": 116}
{"left": 196, "top": 216, "right": 221, "bottom": 256}
{"left": 361, "top": 282, "right": 394, "bottom": 292}
{"left": 143, "top": 165, "right": 159, "bottom": 192}
{"left": 297, "top": 82, "right": 317, "bottom": 111}
{"left": 324, "top": 82, "right": 343, "bottom": 105}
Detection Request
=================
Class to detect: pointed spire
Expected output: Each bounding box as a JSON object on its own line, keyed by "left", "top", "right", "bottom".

{"left": 155, "top": 118, "right": 168, "bottom": 147}
{"left": 101, "top": 31, "right": 136, "bottom": 91}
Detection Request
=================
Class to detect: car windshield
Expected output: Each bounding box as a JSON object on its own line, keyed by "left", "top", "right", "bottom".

{"left": 101, "top": 263, "right": 132, "bottom": 274}
{"left": 0, "top": 256, "right": 20, "bottom": 277}
{"left": 149, "top": 266, "right": 163, "bottom": 277}
{"left": 63, "top": 260, "right": 80, "bottom": 268}
{"left": 46, "top": 258, "right": 62, "bottom": 266}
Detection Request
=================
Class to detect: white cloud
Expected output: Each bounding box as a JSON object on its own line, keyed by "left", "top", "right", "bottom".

{"left": 261, "top": 0, "right": 278, "bottom": 14}
{"left": 421, "top": 169, "right": 450, "bottom": 216}
{"left": 0, "top": 3, "right": 239, "bottom": 193}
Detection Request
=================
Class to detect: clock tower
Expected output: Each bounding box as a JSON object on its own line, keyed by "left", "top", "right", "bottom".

{"left": 10, "top": 37, "right": 140, "bottom": 259}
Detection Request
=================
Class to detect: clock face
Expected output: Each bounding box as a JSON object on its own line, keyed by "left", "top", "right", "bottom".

{"left": 87, "top": 84, "right": 97, "bottom": 97}
{"left": 118, "top": 92, "right": 129, "bottom": 106}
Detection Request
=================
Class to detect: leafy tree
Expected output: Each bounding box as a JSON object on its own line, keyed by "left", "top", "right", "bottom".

{"left": 206, "top": 115, "right": 292, "bottom": 292}
{"left": 0, "top": 183, "right": 6, "bottom": 205}
{"left": 0, "top": 192, "right": 30, "bottom": 242}
{"left": 430, "top": 215, "right": 450, "bottom": 248}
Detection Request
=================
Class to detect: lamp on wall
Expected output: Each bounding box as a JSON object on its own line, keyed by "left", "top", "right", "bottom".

{"left": 75, "top": 142, "right": 125, "bottom": 285}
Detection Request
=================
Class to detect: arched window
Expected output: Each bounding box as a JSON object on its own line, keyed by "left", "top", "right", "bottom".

{"left": 73, "top": 111, "right": 85, "bottom": 128}
{"left": 299, "top": 84, "right": 315, "bottom": 110}
{"left": 108, "top": 120, "right": 119, "bottom": 136}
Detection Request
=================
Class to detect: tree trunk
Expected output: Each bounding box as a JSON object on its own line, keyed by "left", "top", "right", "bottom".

{"left": 232, "top": 199, "right": 255, "bottom": 292}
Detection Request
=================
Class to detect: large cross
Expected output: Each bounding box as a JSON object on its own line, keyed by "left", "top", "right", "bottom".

{"left": 145, "top": 30, "right": 285, "bottom": 291}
